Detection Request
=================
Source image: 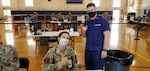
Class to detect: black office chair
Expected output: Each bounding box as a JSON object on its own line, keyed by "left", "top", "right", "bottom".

{"left": 47, "top": 36, "right": 58, "bottom": 49}
{"left": 19, "top": 58, "right": 29, "bottom": 71}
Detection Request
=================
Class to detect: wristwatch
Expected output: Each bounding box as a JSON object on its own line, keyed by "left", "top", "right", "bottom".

{"left": 102, "top": 49, "right": 108, "bottom": 52}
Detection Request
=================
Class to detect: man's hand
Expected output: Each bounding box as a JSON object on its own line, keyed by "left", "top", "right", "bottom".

{"left": 61, "top": 54, "right": 69, "bottom": 65}
{"left": 101, "top": 50, "right": 107, "bottom": 58}
{"left": 80, "top": 24, "right": 88, "bottom": 32}
{"left": 80, "top": 24, "right": 88, "bottom": 36}
{"left": 81, "top": 26, "right": 88, "bottom": 32}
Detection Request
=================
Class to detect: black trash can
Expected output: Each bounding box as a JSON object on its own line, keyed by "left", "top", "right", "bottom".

{"left": 105, "top": 50, "right": 134, "bottom": 71}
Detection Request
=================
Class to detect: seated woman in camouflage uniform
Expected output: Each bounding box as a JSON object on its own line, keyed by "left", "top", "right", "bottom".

{"left": 0, "top": 42, "right": 20, "bottom": 71}
{"left": 42, "top": 31, "right": 79, "bottom": 71}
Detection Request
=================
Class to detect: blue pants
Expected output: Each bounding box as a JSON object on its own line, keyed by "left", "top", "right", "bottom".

{"left": 85, "top": 49, "right": 105, "bottom": 70}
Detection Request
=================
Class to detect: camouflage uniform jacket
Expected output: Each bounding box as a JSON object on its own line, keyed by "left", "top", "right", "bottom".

{"left": 0, "top": 45, "right": 20, "bottom": 71}
{"left": 42, "top": 46, "right": 79, "bottom": 71}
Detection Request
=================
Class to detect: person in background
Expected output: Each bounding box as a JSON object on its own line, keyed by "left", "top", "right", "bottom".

{"left": 42, "top": 31, "right": 79, "bottom": 71}
{"left": 51, "top": 13, "right": 57, "bottom": 21}
{"left": 57, "top": 12, "right": 64, "bottom": 21}
{"left": 102, "top": 10, "right": 109, "bottom": 20}
{"left": 145, "top": 16, "right": 150, "bottom": 22}
{"left": 85, "top": 16, "right": 90, "bottom": 21}
{"left": 68, "top": 12, "right": 73, "bottom": 21}
{"left": 77, "top": 15, "right": 82, "bottom": 24}
{"left": 32, "top": 11, "right": 38, "bottom": 21}
{"left": 25, "top": 13, "right": 31, "bottom": 22}
{"left": 81, "top": 3, "right": 110, "bottom": 70}
{"left": 0, "top": 42, "right": 20, "bottom": 71}
{"left": 57, "top": 12, "right": 65, "bottom": 29}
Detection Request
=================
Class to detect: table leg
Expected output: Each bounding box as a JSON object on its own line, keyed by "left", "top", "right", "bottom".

{"left": 35, "top": 38, "right": 38, "bottom": 54}
{"left": 71, "top": 37, "right": 75, "bottom": 49}
{"left": 35, "top": 37, "right": 40, "bottom": 54}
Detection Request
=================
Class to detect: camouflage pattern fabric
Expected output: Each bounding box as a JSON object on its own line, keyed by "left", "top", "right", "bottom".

{"left": 42, "top": 46, "right": 79, "bottom": 71}
{"left": 0, "top": 44, "right": 19, "bottom": 71}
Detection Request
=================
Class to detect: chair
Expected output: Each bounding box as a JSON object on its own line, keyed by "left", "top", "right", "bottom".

{"left": 48, "top": 37, "right": 58, "bottom": 44}
{"left": 19, "top": 58, "right": 29, "bottom": 71}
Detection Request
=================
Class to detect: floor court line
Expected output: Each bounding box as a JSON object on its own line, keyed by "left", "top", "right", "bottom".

{"left": 119, "top": 44, "right": 150, "bottom": 63}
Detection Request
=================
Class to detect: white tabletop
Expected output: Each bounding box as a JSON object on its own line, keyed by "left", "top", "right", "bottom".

{"left": 30, "top": 31, "right": 80, "bottom": 37}
{"left": 51, "top": 21, "right": 78, "bottom": 24}
{"left": 51, "top": 21, "right": 71, "bottom": 23}
{"left": 133, "top": 21, "right": 150, "bottom": 24}
{"left": 140, "top": 21, "right": 150, "bottom": 24}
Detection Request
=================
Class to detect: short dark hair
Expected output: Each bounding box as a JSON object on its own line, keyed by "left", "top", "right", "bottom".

{"left": 86, "top": 3, "right": 95, "bottom": 8}
{"left": 58, "top": 31, "right": 70, "bottom": 37}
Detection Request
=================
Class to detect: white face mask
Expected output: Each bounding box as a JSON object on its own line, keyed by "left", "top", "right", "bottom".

{"left": 59, "top": 38, "right": 68, "bottom": 47}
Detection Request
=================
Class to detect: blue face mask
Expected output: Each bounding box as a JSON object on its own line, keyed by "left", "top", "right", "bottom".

{"left": 59, "top": 38, "right": 68, "bottom": 47}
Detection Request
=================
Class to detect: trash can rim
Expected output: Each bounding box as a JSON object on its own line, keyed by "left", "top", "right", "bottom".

{"left": 107, "top": 54, "right": 133, "bottom": 60}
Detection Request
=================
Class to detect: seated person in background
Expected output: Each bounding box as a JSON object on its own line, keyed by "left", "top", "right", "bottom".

{"left": 51, "top": 13, "right": 57, "bottom": 21}
{"left": 145, "top": 16, "right": 150, "bottom": 22}
{"left": 64, "top": 15, "right": 68, "bottom": 22}
{"left": 128, "top": 15, "right": 135, "bottom": 24}
{"left": 68, "top": 12, "right": 73, "bottom": 21}
{"left": 102, "top": 10, "right": 109, "bottom": 20}
{"left": 57, "top": 12, "right": 64, "bottom": 22}
{"left": 32, "top": 11, "right": 38, "bottom": 21}
{"left": 25, "top": 13, "right": 31, "bottom": 22}
{"left": 42, "top": 31, "right": 79, "bottom": 71}
{"left": 77, "top": 15, "right": 82, "bottom": 24}
{"left": 0, "top": 42, "right": 20, "bottom": 71}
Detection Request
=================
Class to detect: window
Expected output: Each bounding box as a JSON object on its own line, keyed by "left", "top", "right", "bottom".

{"left": 5, "top": 23, "right": 13, "bottom": 31}
{"left": 113, "top": 0, "right": 120, "bottom": 7}
{"left": 5, "top": 32, "right": 14, "bottom": 45}
{"left": 25, "top": 0, "right": 33, "bottom": 7}
{"left": 112, "top": 10, "right": 120, "bottom": 21}
{"left": 2, "top": 0, "right": 10, "bottom": 6}
{"left": 110, "top": 24, "right": 119, "bottom": 48}
{"left": 92, "top": 0, "right": 100, "bottom": 7}
{"left": 128, "top": 0, "right": 134, "bottom": 6}
{"left": 3, "top": 9, "right": 11, "bottom": 16}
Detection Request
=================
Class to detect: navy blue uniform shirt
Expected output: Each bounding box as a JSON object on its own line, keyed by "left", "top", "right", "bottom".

{"left": 84, "top": 16, "right": 110, "bottom": 51}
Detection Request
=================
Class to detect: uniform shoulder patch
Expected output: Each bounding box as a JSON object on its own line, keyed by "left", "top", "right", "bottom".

{"left": 44, "top": 57, "right": 50, "bottom": 64}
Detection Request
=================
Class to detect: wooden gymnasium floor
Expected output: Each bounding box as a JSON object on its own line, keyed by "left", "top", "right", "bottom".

{"left": 0, "top": 20, "right": 150, "bottom": 71}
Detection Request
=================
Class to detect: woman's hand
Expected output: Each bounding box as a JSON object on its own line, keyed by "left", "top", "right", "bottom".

{"left": 61, "top": 54, "right": 69, "bottom": 65}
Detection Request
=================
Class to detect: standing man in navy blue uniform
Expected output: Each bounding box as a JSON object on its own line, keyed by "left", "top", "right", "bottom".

{"left": 81, "top": 3, "right": 110, "bottom": 70}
